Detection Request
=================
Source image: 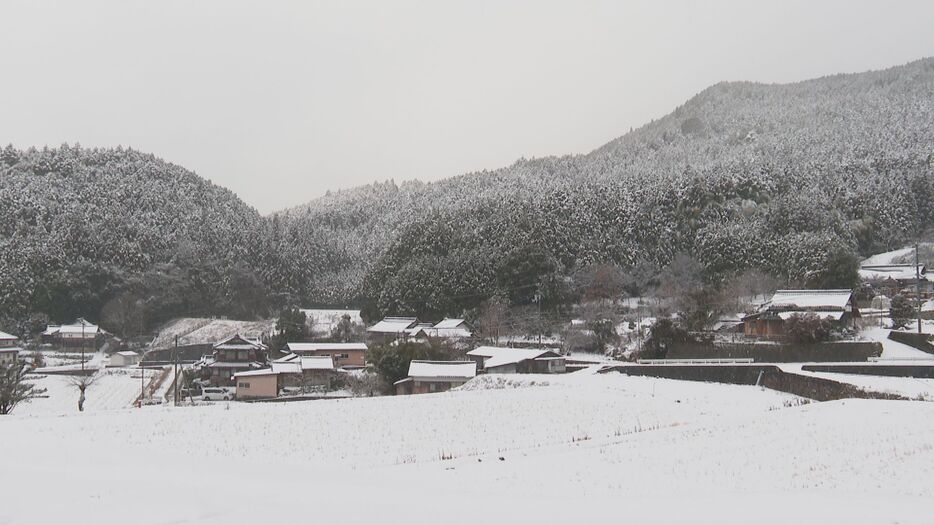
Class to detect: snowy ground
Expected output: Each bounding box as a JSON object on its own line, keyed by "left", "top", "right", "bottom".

{"left": 17, "top": 367, "right": 161, "bottom": 416}
{"left": 3, "top": 373, "right": 933, "bottom": 524}
{"left": 860, "top": 326, "right": 934, "bottom": 360}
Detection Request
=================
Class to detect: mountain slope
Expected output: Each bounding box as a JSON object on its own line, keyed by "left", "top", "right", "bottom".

{"left": 0, "top": 145, "right": 269, "bottom": 327}
{"left": 284, "top": 58, "right": 934, "bottom": 318}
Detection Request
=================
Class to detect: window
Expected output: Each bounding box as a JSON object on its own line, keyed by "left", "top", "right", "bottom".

{"left": 237, "top": 350, "right": 247, "bottom": 360}
{"left": 238, "top": 382, "right": 250, "bottom": 388}
{"left": 340, "top": 353, "right": 349, "bottom": 359}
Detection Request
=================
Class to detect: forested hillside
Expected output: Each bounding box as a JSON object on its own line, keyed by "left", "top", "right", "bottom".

{"left": 2, "top": 58, "right": 934, "bottom": 334}
{"left": 284, "top": 58, "right": 934, "bottom": 320}
{"left": 0, "top": 146, "right": 279, "bottom": 334}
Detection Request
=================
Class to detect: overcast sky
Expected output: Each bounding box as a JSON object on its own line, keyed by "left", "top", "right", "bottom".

{"left": 3, "top": 1, "right": 934, "bottom": 213}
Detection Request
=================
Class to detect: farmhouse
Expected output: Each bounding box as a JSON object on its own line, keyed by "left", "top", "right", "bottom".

{"left": 0, "top": 331, "right": 21, "bottom": 366}
{"left": 393, "top": 360, "right": 477, "bottom": 395}
{"left": 859, "top": 263, "right": 931, "bottom": 296}
{"left": 282, "top": 342, "right": 367, "bottom": 368}
{"left": 202, "top": 334, "right": 267, "bottom": 386}
{"left": 366, "top": 317, "right": 419, "bottom": 344}
{"left": 742, "top": 289, "right": 860, "bottom": 338}
{"left": 272, "top": 353, "right": 340, "bottom": 390}
{"left": 410, "top": 318, "right": 474, "bottom": 341}
{"left": 466, "top": 346, "right": 566, "bottom": 374}
{"left": 42, "top": 318, "right": 104, "bottom": 349}
{"left": 110, "top": 351, "right": 140, "bottom": 367}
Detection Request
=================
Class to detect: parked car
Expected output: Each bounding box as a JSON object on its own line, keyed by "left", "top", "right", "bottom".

{"left": 201, "top": 387, "right": 233, "bottom": 401}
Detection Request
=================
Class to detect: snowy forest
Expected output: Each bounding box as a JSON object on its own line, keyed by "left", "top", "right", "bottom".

{"left": 2, "top": 58, "right": 934, "bottom": 334}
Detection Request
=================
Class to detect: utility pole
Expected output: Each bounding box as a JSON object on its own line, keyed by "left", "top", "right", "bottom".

{"left": 917, "top": 242, "right": 923, "bottom": 334}
{"left": 80, "top": 322, "right": 85, "bottom": 374}
{"left": 173, "top": 335, "right": 179, "bottom": 407}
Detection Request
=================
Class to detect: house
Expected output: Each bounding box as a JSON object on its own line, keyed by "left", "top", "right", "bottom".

{"left": 741, "top": 289, "right": 860, "bottom": 338}
{"left": 234, "top": 369, "right": 281, "bottom": 399}
{"left": 202, "top": 334, "right": 267, "bottom": 386}
{"left": 393, "top": 360, "right": 477, "bottom": 395}
{"left": 466, "top": 346, "right": 566, "bottom": 374}
{"left": 42, "top": 318, "right": 104, "bottom": 349}
{"left": 0, "top": 331, "right": 23, "bottom": 366}
{"left": 0, "top": 348, "right": 19, "bottom": 367}
{"left": 366, "top": 317, "right": 419, "bottom": 344}
{"left": 859, "top": 263, "right": 931, "bottom": 297}
{"left": 110, "top": 351, "right": 140, "bottom": 367}
{"left": 408, "top": 318, "right": 474, "bottom": 341}
{"left": 405, "top": 323, "right": 435, "bottom": 343}
{"left": 272, "top": 353, "right": 340, "bottom": 390}
{"left": 282, "top": 342, "right": 367, "bottom": 368}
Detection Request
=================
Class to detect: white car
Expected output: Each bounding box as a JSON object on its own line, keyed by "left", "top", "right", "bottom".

{"left": 201, "top": 387, "right": 233, "bottom": 401}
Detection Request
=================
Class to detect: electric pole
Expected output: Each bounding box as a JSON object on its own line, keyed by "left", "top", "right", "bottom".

{"left": 917, "top": 242, "right": 922, "bottom": 334}
{"left": 173, "top": 335, "right": 179, "bottom": 407}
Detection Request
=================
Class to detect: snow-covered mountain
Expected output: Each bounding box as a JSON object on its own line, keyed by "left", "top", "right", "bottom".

{"left": 286, "top": 58, "right": 934, "bottom": 316}
{"left": 2, "top": 58, "right": 934, "bottom": 326}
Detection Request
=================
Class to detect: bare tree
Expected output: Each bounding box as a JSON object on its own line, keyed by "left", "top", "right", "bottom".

{"left": 475, "top": 296, "right": 510, "bottom": 344}
{"left": 101, "top": 293, "right": 144, "bottom": 339}
{"left": 0, "top": 363, "right": 47, "bottom": 415}
{"left": 67, "top": 373, "right": 100, "bottom": 412}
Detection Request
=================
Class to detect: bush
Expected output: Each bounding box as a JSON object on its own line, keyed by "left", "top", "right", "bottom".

{"left": 784, "top": 313, "right": 835, "bottom": 343}
{"left": 641, "top": 317, "right": 691, "bottom": 359}
{"left": 890, "top": 294, "right": 915, "bottom": 329}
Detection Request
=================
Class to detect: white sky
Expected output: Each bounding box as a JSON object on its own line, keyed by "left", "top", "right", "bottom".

{"left": 2, "top": 0, "right": 934, "bottom": 213}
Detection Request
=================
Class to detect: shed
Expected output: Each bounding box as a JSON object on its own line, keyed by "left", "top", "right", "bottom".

{"left": 110, "top": 351, "right": 140, "bottom": 367}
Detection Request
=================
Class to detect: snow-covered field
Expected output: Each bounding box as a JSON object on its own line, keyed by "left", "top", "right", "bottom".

{"left": 17, "top": 368, "right": 160, "bottom": 416}
{"left": 3, "top": 373, "right": 933, "bottom": 524}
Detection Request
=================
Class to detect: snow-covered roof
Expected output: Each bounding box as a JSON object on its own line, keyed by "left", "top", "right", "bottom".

{"left": 300, "top": 356, "right": 336, "bottom": 371}
{"left": 234, "top": 368, "right": 277, "bottom": 378}
{"left": 776, "top": 311, "right": 845, "bottom": 321}
{"left": 271, "top": 361, "right": 302, "bottom": 374}
{"left": 467, "top": 346, "right": 557, "bottom": 369}
{"left": 433, "top": 318, "right": 467, "bottom": 329}
{"left": 284, "top": 342, "right": 367, "bottom": 353}
{"left": 0, "top": 330, "right": 18, "bottom": 341}
{"left": 115, "top": 351, "right": 139, "bottom": 357}
{"left": 407, "top": 360, "right": 476, "bottom": 380}
{"left": 0, "top": 347, "right": 20, "bottom": 353}
{"left": 45, "top": 319, "right": 100, "bottom": 336}
{"left": 206, "top": 361, "right": 264, "bottom": 369}
{"left": 859, "top": 264, "right": 925, "bottom": 282}
{"left": 367, "top": 317, "right": 419, "bottom": 333}
{"left": 406, "top": 323, "right": 434, "bottom": 337}
{"left": 213, "top": 334, "right": 266, "bottom": 351}
{"left": 271, "top": 353, "right": 335, "bottom": 372}
{"left": 761, "top": 290, "right": 853, "bottom": 312}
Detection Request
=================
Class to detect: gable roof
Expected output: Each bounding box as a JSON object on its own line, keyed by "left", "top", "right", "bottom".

{"left": 213, "top": 334, "right": 267, "bottom": 351}
{"left": 859, "top": 263, "right": 925, "bottom": 282}
{"left": 284, "top": 342, "right": 367, "bottom": 353}
{"left": 466, "top": 346, "right": 559, "bottom": 369}
{"left": 407, "top": 360, "right": 476, "bottom": 380}
{"left": 45, "top": 318, "right": 101, "bottom": 336}
{"left": 433, "top": 318, "right": 467, "bottom": 329}
{"left": 0, "top": 330, "right": 18, "bottom": 341}
{"left": 367, "top": 317, "right": 419, "bottom": 333}
{"left": 115, "top": 351, "right": 139, "bottom": 357}
{"left": 271, "top": 353, "right": 335, "bottom": 372}
{"left": 761, "top": 290, "right": 853, "bottom": 312}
